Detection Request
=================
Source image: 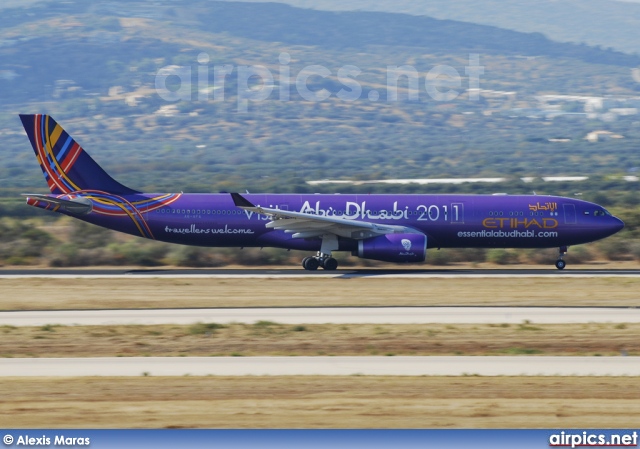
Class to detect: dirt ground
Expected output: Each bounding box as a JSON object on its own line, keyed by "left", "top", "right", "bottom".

{"left": 1, "top": 276, "right": 640, "bottom": 310}
{"left": 1, "top": 322, "right": 638, "bottom": 357}
{"left": 1, "top": 274, "right": 638, "bottom": 428}
{"left": 2, "top": 376, "right": 639, "bottom": 428}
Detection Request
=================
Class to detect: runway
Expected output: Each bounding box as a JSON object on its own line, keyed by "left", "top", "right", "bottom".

{"left": 1, "top": 268, "right": 639, "bottom": 278}
{"left": 1, "top": 306, "right": 639, "bottom": 326}
{"left": 1, "top": 356, "right": 638, "bottom": 376}
{"left": 2, "top": 268, "right": 638, "bottom": 380}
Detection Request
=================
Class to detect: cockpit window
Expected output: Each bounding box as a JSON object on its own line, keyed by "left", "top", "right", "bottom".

{"left": 593, "top": 209, "right": 611, "bottom": 217}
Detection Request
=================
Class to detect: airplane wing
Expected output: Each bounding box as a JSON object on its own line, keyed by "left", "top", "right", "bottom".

{"left": 23, "top": 194, "right": 93, "bottom": 215}
{"left": 231, "top": 192, "right": 420, "bottom": 240}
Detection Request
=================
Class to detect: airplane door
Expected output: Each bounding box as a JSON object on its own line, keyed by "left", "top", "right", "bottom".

{"left": 563, "top": 204, "right": 576, "bottom": 225}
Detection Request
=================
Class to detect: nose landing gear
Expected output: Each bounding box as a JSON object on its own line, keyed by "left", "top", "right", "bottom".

{"left": 555, "top": 246, "right": 568, "bottom": 270}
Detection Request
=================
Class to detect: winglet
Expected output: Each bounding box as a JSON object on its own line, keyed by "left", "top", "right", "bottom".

{"left": 231, "top": 192, "right": 256, "bottom": 208}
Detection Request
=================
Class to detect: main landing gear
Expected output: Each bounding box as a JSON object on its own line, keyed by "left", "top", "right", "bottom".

{"left": 302, "top": 253, "right": 339, "bottom": 271}
{"left": 555, "top": 246, "right": 568, "bottom": 270}
{"left": 302, "top": 234, "right": 339, "bottom": 271}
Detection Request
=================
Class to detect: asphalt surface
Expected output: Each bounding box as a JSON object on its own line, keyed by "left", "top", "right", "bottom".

{"left": 1, "top": 306, "right": 639, "bottom": 326}
{"left": 1, "top": 268, "right": 640, "bottom": 278}
{"left": 1, "top": 356, "right": 638, "bottom": 376}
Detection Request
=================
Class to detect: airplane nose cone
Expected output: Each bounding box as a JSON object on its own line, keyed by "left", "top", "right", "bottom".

{"left": 597, "top": 216, "right": 624, "bottom": 239}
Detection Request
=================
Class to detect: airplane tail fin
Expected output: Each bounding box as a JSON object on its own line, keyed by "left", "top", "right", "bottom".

{"left": 19, "top": 114, "right": 139, "bottom": 195}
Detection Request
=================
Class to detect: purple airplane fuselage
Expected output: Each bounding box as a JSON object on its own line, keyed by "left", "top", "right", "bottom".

{"left": 78, "top": 192, "right": 622, "bottom": 251}
{"left": 20, "top": 114, "right": 624, "bottom": 270}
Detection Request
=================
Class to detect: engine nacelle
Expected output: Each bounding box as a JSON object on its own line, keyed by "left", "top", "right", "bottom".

{"left": 354, "top": 233, "right": 427, "bottom": 263}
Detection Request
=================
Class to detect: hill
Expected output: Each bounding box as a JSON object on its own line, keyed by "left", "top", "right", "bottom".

{"left": 218, "top": 0, "right": 640, "bottom": 55}
{"left": 0, "top": 0, "right": 638, "bottom": 200}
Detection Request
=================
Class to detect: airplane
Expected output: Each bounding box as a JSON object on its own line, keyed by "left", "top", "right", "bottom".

{"left": 19, "top": 114, "right": 624, "bottom": 271}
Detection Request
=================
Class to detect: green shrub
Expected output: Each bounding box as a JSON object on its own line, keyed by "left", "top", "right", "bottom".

{"left": 569, "top": 245, "right": 595, "bottom": 264}
{"left": 521, "top": 248, "right": 556, "bottom": 265}
{"left": 596, "top": 237, "right": 633, "bottom": 261}
{"left": 68, "top": 221, "right": 114, "bottom": 249}
{"left": 450, "top": 248, "right": 487, "bottom": 263}
{"left": 487, "top": 249, "right": 519, "bottom": 265}
{"left": 426, "top": 248, "right": 450, "bottom": 265}
{"left": 167, "top": 246, "right": 227, "bottom": 267}
{"left": 108, "top": 241, "right": 169, "bottom": 266}
{"left": 189, "top": 322, "right": 226, "bottom": 335}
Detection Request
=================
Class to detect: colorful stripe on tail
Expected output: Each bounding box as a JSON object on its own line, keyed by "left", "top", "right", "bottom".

{"left": 19, "top": 114, "right": 139, "bottom": 195}
{"left": 20, "top": 114, "right": 183, "bottom": 239}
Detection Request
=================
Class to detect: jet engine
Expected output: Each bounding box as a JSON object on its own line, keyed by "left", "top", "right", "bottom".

{"left": 354, "top": 233, "right": 427, "bottom": 263}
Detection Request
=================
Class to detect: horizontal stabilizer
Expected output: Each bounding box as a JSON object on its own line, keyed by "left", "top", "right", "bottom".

{"left": 24, "top": 194, "right": 93, "bottom": 215}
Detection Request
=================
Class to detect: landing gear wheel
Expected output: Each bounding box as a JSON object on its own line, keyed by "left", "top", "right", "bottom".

{"left": 301, "top": 257, "right": 312, "bottom": 269}
{"left": 322, "top": 257, "right": 338, "bottom": 271}
{"left": 555, "top": 259, "right": 566, "bottom": 270}
{"left": 303, "top": 257, "right": 320, "bottom": 271}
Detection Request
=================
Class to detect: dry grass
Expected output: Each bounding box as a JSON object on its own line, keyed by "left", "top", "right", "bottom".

{"left": 1, "top": 322, "right": 638, "bottom": 357}
{"left": 2, "top": 376, "right": 640, "bottom": 428}
{"left": 1, "top": 277, "right": 640, "bottom": 310}
{"left": 2, "top": 275, "right": 638, "bottom": 428}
